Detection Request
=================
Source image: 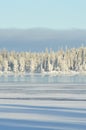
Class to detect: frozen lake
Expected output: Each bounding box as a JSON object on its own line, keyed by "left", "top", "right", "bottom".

{"left": 0, "top": 75, "right": 86, "bottom": 130}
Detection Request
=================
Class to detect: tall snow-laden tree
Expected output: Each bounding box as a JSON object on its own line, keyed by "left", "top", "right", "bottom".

{"left": 13, "top": 59, "right": 18, "bottom": 73}
{"left": 3, "top": 59, "right": 8, "bottom": 72}
{"left": 19, "top": 57, "right": 25, "bottom": 72}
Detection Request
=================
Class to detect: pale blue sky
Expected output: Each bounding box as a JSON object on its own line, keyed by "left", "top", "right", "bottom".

{"left": 0, "top": 0, "right": 86, "bottom": 29}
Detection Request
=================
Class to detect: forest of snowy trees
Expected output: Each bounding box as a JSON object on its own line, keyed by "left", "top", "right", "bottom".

{"left": 0, "top": 47, "right": 86, "bottom": 75}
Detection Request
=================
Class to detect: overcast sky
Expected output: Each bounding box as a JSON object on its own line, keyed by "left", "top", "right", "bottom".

{"left": 0, "top": 0, "right": 86, "bottom": 29}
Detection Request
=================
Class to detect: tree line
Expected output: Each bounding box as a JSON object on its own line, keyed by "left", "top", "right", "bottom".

{"left": 0, "top": 47, "right": 86, "bottom": 74}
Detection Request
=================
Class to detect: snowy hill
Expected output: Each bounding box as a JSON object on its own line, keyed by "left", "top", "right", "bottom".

{"left": 0, "top": 29, "right": 86, "bottom": 51}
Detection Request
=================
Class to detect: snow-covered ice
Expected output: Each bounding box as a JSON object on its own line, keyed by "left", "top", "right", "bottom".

{"left": 0, "top": 77, "right": 86, "bottom": 130}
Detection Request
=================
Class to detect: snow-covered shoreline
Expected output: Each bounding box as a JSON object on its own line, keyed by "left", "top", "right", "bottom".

{"left": 0, "top": 70, "right": 86, "bottom": 76}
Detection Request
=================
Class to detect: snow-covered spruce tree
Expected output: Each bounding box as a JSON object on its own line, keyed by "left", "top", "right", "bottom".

{"left": 19, "top": 57, "right": 25, "bottom": 72}
{"left": 13, "top": 59, "right": 18, "bottom": 73}
{"left": 3, "top": 59, "right": 8, "bottom": 72}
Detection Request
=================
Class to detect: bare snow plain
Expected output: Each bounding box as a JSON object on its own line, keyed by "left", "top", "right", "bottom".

{"left": 0, "top": 75, "right": 86, "bottom": 130}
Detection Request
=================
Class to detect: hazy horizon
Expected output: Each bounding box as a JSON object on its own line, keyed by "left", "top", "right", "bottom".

{"left": 0, "top": 28, "right": 86, "bottom": 52}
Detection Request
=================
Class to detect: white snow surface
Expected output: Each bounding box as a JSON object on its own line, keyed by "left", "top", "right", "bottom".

{"left": 0, "top": 82, "right": 86, "bottom": 130}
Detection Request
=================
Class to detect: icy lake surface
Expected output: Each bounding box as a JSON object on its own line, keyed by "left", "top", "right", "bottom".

{"left": 0, "top": 75, "right": 86, "bottom": 130}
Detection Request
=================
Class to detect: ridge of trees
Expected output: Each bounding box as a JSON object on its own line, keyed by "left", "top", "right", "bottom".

{"left": 0, "top": 47, "right": 86, "bottom": 74}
